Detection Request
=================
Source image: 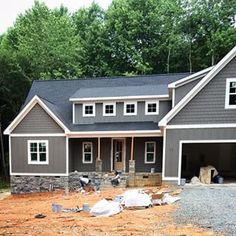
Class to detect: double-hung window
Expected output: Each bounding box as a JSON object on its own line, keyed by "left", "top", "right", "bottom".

{"left": 83, "top": 103, "right": 95, "bottom": 117}
{"left": 103, "top": 103, "right": 116, "bottom": 116}
{"left": 124, "top": 102, "right": 137, "bottom": 116}
{"left": 145, "top": 100, "right": 159, "bottom": 115}
{"left": 28, "top": 140, "right": 48, "bottom": 164}
{"left": 225, "top": 78, "right": 236, "bottom": 108}
{"left": 145, "top": 142, "right": 156, "bottom": 164}
{"left": 82, "top": 142, "right": 93, "bottom": 163}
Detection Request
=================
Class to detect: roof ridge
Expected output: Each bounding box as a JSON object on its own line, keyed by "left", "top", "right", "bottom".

{"left": 32, "top": 72, "right": 191, "bottom": 83}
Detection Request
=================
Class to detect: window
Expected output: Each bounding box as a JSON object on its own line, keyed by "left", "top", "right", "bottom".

{"left": 124, "top": 102, "right": 137, "bottom": 115}
{"left": 83, "top": 103, "right": 95, "bottom": 117}
{"left": 145, "top": 142, "right": 156, "bottom": 164}
{"left": 103, "top": 103, "right": 116, "bottom": 116}
{"left": 225, "top": 78, "right": 236, "bottom": 109}
{"left": 82, "top": 142, "right": 93, "bottom": 163}
{"left": 28, "top": 140, "right": 48, "bottom": 164}
{"left": 145, "top": 100, "right": 159, "bottom": 115}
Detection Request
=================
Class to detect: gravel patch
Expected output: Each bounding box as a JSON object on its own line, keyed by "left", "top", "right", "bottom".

{"left": 173, "top": 186, "right": 236, "bottom": 235}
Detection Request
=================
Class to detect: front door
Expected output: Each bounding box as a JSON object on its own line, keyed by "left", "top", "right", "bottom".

{"left": 113, "top": 139, "right": 125, "bottom": 171}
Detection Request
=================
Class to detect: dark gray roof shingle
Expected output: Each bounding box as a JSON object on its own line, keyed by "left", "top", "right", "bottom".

{"left": 24, "top": 73, "right": 190, "bottom": 131}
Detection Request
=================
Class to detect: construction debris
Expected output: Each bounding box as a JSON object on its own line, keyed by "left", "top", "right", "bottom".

{"left": 90, "top": 199, "right": 122, "bottom": 217}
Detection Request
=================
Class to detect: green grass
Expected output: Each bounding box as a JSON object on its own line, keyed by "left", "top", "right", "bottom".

{"left": 0, "top": 179, "right": 10, "bottom": 192}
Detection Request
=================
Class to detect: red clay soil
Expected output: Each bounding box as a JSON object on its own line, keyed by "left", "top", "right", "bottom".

{"left": 0, "top": 188, "right": 220, "bottom": 236}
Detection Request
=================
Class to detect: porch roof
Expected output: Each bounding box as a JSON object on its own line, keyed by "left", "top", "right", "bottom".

{"left": 70, "top": 121, "right": 159, "bottom": 132}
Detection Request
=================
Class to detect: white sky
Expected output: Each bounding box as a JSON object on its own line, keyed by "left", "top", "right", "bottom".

{"left": 0, "top": 0, "right": 112, "bottom": 34}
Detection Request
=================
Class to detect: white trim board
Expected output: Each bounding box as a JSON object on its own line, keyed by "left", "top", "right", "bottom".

{"left": 168, "top": 66, "right": 213, "bottom": 89}
{"left": 69, "top": 94, "right": 170, "bottom": 102}
{"left": 67, "top": 130, "right": 162, "bottom": 138}
{"left": 10, "top": 173, "right": 68, "bottom": 176}
{"left": 166, "top": 124, "right": 236, "bottom": 129}
{"left": 10, "top": 133, "right": 66, "bottom": 137}
{"left": 159, "top": 46, "right": 236, "bottom": 127}
{"left": 4, "top": 95, "right": 69, "bottom": 135}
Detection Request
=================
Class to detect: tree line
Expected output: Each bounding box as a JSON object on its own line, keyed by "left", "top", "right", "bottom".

{"left": 0, "top": 0, "right": 235, "bottom": 177}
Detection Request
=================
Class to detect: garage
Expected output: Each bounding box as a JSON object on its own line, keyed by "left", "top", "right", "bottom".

{"left": 181, "top": 141, "right": 236, "bottom": 183}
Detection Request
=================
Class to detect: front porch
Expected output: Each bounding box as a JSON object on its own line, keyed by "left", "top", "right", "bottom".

{"left": 68, "top": 136, "right": 163, "bottom": 187}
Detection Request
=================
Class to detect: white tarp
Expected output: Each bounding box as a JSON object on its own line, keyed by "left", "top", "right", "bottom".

{"left": 123, "top": 189, "right": 152, "bottom": 208}
{"left": 90, "top": 199, "right": 122, "bottom": 217}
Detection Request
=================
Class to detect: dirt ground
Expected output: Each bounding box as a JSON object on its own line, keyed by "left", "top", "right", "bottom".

{"left": 0, "top": 187, "right": 220, "bottom": 236}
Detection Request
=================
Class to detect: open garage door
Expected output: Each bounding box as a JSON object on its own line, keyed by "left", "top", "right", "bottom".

{"left": 181, "top": 142, "right": 236, "bottom": 183}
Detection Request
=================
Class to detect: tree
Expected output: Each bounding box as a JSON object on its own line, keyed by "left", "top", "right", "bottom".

{"left": 73, "top": 3, "right": 110, "bottom": 77}
{"left": 2, "top": 1, "right": 83, "bottom": 81}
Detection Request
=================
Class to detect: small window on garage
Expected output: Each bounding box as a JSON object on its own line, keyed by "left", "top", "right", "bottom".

{"left": 225, "top": 78, "right": 236, "bottom": 108}
{"left": 145, "top": 142, "right": 156, "bottom": 164}
{"left": 82, "top": 142, "right": 93, "bottom": 163}
{"left": 28, "top": 140, "right": 48, "bottom": 164}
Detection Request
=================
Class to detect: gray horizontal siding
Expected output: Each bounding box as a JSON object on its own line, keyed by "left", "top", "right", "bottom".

{"left": 165, "top": 127, "right": 236, "bottom": 177}
{"left": 74, "top": 101, "right": 171, "bottom": 124}
{"left": 69, "top": 138, "right": 97, "bottom": 172}
{"left": 170, "top": 56, "right": 236, "bottom": 124}
{"left": 11, "top": 136, "right": 66, "bottom": 174}
{"left": 13, "top": 104, "right": 64, "bottom": 133}
{"left": 69, "top": 137, "right": 163, "bottom": 173}
{"left": 174, "top": 79, "right": 201, "bottom": 105}
{"left": 134, "top": 137, "right": 162, "bottom": 172}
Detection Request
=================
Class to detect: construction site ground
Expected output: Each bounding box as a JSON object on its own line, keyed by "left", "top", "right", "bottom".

{"left": 0, "top": 187, "right": 219, "bottom": 236}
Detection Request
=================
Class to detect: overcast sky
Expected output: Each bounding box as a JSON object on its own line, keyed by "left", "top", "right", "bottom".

{"left": 0, "top": 0, "right": 112, "bottom": 34}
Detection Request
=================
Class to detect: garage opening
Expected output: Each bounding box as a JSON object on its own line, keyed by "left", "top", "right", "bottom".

{"left": 181, "top": 143, "right": 236, "bottom": 183}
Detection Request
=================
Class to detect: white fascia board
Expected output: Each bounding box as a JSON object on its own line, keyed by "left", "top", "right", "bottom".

{"left": 168, "top": 66, "right": 214, "bottom": 89}
{"left": 166, "top": 124, "right": 236, "bottom": 129}
{"left": 67, "top": 130, "right": 163, "bottom": 138}
{"left": 10, "top": 172, "right": 68, "bottom": 176}
{"left": 4, "top": 95, "right": 69, "bottom": 135}
{"left": 159, "top": 46, "right": 236, "bottom": 127}
{"left": 69, "top": 94, "right": 169, "bottom": 102}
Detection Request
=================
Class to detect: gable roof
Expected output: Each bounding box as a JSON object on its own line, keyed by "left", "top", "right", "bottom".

{"left": 4, "top": 95, "right": 69, "bottom": 135}
{"left": 159, "top": 46, "right": 236, "bottom": 127}
{"left": 168, "top": 66, "right": 214, "bottom": 89}
{"left": 9, "top": 73, "right": 189, "bottom": 132}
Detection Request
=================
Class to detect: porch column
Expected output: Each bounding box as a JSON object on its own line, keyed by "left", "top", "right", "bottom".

{"left": 96, "top": 137, "right": 102, "bottom": 172}
{"left": 129, "top": 136, "right": 135, "bottom": 174}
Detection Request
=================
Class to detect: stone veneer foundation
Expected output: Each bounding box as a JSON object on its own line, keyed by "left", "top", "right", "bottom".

{"left": 11, "top": 172, "right": 161, "bottom": 194}
{"left": 10, "top": 172, "right": 129, "bottom": 194}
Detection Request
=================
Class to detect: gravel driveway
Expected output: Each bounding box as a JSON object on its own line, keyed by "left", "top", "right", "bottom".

{"left": 173, "top": 185, "right": 236, "bottom": 235}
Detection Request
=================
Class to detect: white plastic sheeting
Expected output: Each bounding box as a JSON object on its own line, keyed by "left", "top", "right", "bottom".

{"left": 90, "top": 199, "right": 122, "bottom": 217}
{"left": 122, "top": 189, "right": 152, "bottom": 208}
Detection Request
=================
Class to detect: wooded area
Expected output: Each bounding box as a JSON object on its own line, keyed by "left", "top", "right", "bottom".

{"left": 0, "top": 0, "right": 235, "bottom": 178}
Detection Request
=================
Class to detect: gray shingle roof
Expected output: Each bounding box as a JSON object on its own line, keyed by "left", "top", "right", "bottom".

{"left": 24, "top": 73, "right": 190, "bottom": 131}
{"left": 70, "top": 84, "right": 167, "bottom": 99}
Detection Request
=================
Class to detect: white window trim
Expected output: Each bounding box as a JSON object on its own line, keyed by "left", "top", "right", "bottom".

{"left": 145, "top": 100, "right": 159, "bottom": 115}
{"left": 103, "top": 102, "right": 116, "bottom": 116}
{"left": 225, "top": 78, "right": 236, "bottom": 109}
{"left": 82, "top": 142, "right": 93, "bottom": 164}
{"left": 27, "top": 140, "right": 49, "bottom": 165}
{"left": 82, "top": 103, "right": 95, "bottom": 117}
{"left": 124, "top": 101, "right": 137, "bottom": 116}
{"left": 144, "top": 141, "right": 156, "bottom": 164}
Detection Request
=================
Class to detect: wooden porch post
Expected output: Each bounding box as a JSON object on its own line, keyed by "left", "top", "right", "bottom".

{"left": 97, "top": 137, "right": 101, "bottom": 160}
{"left": 96, "top": 137, "right": 102, "bottom": 172}
{"left": 130, "top": 136, "right": 134, "bottom": 161}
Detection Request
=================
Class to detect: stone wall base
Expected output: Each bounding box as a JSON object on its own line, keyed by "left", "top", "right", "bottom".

{"left": 11, "top": 172, "right": 162, "bottom": 194}
{"left": 11, "top": 175, "right": 68, "bottom": 194}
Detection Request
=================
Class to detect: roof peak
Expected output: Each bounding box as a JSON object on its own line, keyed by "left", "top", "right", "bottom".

{"left": 33, "top": 72, "right": 191, "bottom": 83}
